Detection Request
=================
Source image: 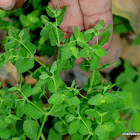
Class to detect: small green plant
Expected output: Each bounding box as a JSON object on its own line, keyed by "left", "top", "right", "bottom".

{"left": 0, "top": 6, "right": 128, "bottom": 140}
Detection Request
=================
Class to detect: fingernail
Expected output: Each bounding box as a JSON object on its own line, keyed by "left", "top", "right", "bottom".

{"left": 0, "top": 0, "right": 16, "bottom": 10}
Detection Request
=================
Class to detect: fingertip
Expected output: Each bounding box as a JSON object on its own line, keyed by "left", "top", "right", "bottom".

{"left": 0, "top": 0, "right": 16, "bottom": 10}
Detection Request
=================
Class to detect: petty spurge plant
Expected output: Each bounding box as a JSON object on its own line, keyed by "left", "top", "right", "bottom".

{"left": 0, "top": 6, "right": 128, "bottom": 140}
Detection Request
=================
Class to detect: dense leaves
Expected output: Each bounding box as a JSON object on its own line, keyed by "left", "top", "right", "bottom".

{"left": 0, "top": 4, "right": 128, "bottom": 140}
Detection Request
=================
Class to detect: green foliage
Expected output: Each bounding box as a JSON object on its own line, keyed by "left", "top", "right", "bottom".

{"left": 116, "top": 60, "right": 140, "bottom": 132}
{"left": 0, "top": 4, "right": 128, "bottom": 140}
{"left": 113, "top": 15, "right": 133, "bottom": 34}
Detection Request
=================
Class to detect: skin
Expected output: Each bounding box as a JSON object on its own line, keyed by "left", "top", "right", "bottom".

{"left": 0, "top": 0, "right": 113, "bottom": 64}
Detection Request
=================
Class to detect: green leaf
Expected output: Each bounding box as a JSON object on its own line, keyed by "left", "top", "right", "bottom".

{"left": 0, "top": 116, "right": 9, "bottom": 131}
{"left": 40, "top": 22, "right": 54, "bottom": 36}
{"left": 0, "top": 128, "right": 10, "bottom": 139}
{"left": 68, "top": 119, "right": 80, "bottom": 134}
{"left": 88, "top": 94, "right": 103, "bottom": 105}
{"left": 90, "top": 53, "right": 100, "bottom": 71}
{"left": 95, "top": 46, "right": 107, "bottom": 57}
{"left": 78, "top": 117, "right": 92, "bottom": 135}
{"left": 95, "top": 125, "right": 109, "bottom": 140}
{"left": 132, "top": 112, "right": 140, "bottom": 131}
{"left": 94, "top": 20, "right": 104, "bottom": 31}
{"left": 24, "top": 103, "right": 44, "bottom": 120}
{"left": 79, "top": 46, "right": 91, "bottom": 58}
{"left": 23, "top": 119, "right": 39, "bottom": 140}
{"left": 50, "top": 104, "right": 67, "bottom": 117}
{"left": 41, "top": 15, "right": 49, "bottom": 24}
{"left": 97, "top": 59, "right": 120, "bottom": 70}
{"left": 84, "top": 71, "right": 102, "bottom": 92}
{"left": 39, "top": 73, "right": 49, "bottom": 80}
{"left": 8, "top": 87, "right": 17, "bottom": 92}
{"left": 66, "top": 114, "right": 75, "bottom": 123}
{"left": 99, "top": 31, "right": 110, "bottom": 46}
{"left": 57, "top": 6, "right": 66, "bottom": 26}
{"left": 104, "top": 93, "right": 117, "bottom": 104}
{"left": 47, "top": 128, "right": 62, "bottom": 140}
{"left": 54, "top": 121, "right": 67, "bottom": 135}
{"left": 4, "top": 39, "right": 20, "bottom": 50}
{"left": 22, "top": 84, "right": 32, "bottom": 97}
{"left": 100, "top": 23, "right": 112, "bottom": 36}
{"left": 48, "top": 75, "right": 62, "bottom": 93}
{"left": 112, "top": 111, "right": 120, "bottom": 122}
{"left": 61, "top": 44, "right": 73, "bottom": 60}
{"left": 46, "top": 6, "right": 56, "bottom": 18}
{"left": 65, "top": 96, "right": 80, "bottom": 106}
{"left": 74, "top": 26, "right": 81, "bottom": 39}
{"left": 24, "top": 42, "right": 36, "bottom": 55}
{"left": 85, "top": 109, "right": 100, "bottom": 118}
{"left": 71, "top": 46, "right": 79, "bottom": 59}
{"left": 16, "top": 100, "right": 25, "bottom": 118}
{"left": 48, "top": 93, "right": 64, "bottom": 104}
{"left": 50, "top": 61, "right": 57, "bottom": 73}
{"left": 32, "top": 65, "right": 50, "bottom": 79}
{"left": 15, "top": 58, "right": 34, "bottom": 73}
{"left": 103, "top": 122, "right": 116, "bottom": 131}
{"left": 80, "top": 60, "right": 90, "bottom": 72}
{"left": 71, "top": 133, "right": 83, "bottom": 140}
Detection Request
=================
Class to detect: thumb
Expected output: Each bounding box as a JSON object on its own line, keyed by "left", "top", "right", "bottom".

{"left": 0, "top": 0, "right": 16, "bottom": 10}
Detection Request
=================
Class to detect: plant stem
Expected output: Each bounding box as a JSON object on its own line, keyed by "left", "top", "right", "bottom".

{"left": 57, "top": 47, "right": 61, "bottom": 60}
{"left": 37, "top": 115, "right": 47, "bottom": 140}
{"left": 18, "top": 90, "right": 46, "bottom": 115}
{"left": 34, "top": 58, "right": 47, "bottom": 69}
{"left": 55, "top": 18, "right": 61, "bottom": 61}
{"left": 52, "top": 77, "right": 57, "bottom": 92}
{"left": 15, "top": 39, "right": 47, "bottom": 69}
{"left": 79, "top": 113, "right": 91, "bottom": 134}
{"left": 37, "top": 104, "right": 55, "bottom": 140}
{"left": 85, "top": 134, "right": 92, "bottom": 140}
{"left": 79, "top": 93, "right": 88, "bottom": 100}
{"left": 59, "top": 117, "right": 68, "bottom": 128}
{"left": 87, "top": 70, "right": 95, "bottom": 94}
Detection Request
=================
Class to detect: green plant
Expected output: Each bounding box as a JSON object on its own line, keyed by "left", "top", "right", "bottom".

{"left": 116, "top": 60, "right": 140, "bottom": 132}
{"left": 0, "top": 6, "right": 128, "bottom": 140}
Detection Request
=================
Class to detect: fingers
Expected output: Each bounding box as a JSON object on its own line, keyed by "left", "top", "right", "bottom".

{"left": 50, "top": 0, "right": 84, "bottom": 39}
{"left": 0, "top": 0, "right": 27, "bottom": 10}
{"left": 79, "top": 0, "right": 113, "bottom": 50}
{"left": 13, "top": 0, "right": 27, "bottom": 10}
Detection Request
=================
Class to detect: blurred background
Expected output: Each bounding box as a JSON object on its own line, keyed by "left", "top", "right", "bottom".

{"left": 0, "top": 0, "right": 140, "bottom": 139}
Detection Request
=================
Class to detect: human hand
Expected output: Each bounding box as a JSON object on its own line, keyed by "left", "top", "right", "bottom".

{"left": 0, "top": 0, "right": 27, "bottom": 10}
{"left": 49, "top": 0, "right": 113, "bottom": 64}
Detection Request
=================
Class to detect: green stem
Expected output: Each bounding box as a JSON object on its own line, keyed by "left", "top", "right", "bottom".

{"left": 79, "top": 93, "right": 88, "bottom": 100}
{"left": 37, "top": 115, "right": 47, "bottom": 140}
{"left": 85, "top": 134, "right": 92, "bottom": 140}
{"left": 48, "top": 104, "right": 55, "bottom": 115}
{"left": 96, "top": 36, "right": 99, "bottom": 45}
{"left": 15, "top": 39, "right": 33, "bottom": 57}
{"left": 86, "top": 57, "right": 90, "bottom": 63}
{"left": 34, "top": 58, "right": 47, "bottom": 69}
{"left": 57, "top": 47, "right": 61, "bottom": 60}
{"left": 15, "top": 39, "right": 47, "bottom": 69}
{"left": 79, "top": 113, "right": 91, "bottom": 134}
{"left": 37, "top": 104, "right": 55, "bottom": 140}
{"left": 52, "top": 77, "right": 57, "bottom": 93}
{"left": 59, "top": 117, "right": 68, "bottom": 128}
{"left": 55, "top": 18, "right": 61, "bottom": 61}
{"left": 87, "top": 70, "right": 95, "bottom": 94}
{"left": 18, "top": 90, "right": 46, "bottom": 115}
